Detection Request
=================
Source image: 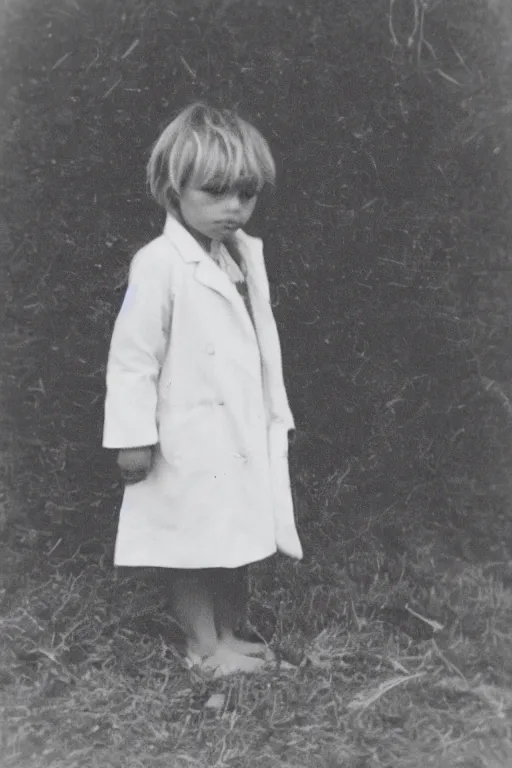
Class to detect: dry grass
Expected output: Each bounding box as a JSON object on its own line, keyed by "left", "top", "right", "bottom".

{"left": 1, "top": 528, "right": 512, "bottom": 768}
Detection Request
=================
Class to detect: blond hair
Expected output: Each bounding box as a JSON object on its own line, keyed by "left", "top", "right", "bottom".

{"left": 147, "top": 102, "right": 276, "bottom": 210}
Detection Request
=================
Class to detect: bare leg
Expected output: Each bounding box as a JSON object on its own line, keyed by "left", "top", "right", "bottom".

{"left": 168, "top": 568, "right": 267, "bottom": 676}
{"left": 213, "top": 567, "right": 274, "bottom": 659}
{"left": 212, "top": 566, "right": 248, "bottom": 637}
{"left": 168, "top": 569, "right": 218, "bottom": 658}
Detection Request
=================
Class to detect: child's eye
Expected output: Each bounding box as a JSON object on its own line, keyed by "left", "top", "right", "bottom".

{"left": 200, "top": 183, "right": 259, "bottom": 200}
{"left": 239, "top": 187, "right": 258, "bottom": 201}
{"left": 201, "top": 185, "right": 228, "bottom": 196}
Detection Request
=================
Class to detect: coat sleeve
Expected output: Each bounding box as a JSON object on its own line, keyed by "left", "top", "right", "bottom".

{"left": 102, "top": 245, "right": 173, "bottom": 449}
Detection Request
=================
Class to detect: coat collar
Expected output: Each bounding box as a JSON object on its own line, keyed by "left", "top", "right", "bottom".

{"left": 162, "top": 215, "right": 264, "bottom": 306}
{"left": 163, "top": 214, "right": 210, "bottom": 264}
{"left": 162, "top": 214, "right": 260, "bottom": 262}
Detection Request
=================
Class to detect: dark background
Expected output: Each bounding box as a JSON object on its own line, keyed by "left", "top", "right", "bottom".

{"left": 1, "top": 0, "right": 511, "bottom": 564}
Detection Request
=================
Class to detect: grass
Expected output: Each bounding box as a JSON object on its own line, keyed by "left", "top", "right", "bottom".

{"left": 2, "top": 525, "right": 512, "bottom": 767}
{"left": 1, "top": 0, "right": 512, "bottom": 765}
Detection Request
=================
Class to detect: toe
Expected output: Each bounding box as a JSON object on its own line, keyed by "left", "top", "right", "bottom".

{"left": 202, "top": 649, "right": 266, "bottom": 678}
{"left": 219, "top": 636, "right": 275, "bottom": 660}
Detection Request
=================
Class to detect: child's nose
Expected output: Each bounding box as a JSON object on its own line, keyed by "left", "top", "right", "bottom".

{"left": 225, "top": 193, "right": 243, "bottom": 212}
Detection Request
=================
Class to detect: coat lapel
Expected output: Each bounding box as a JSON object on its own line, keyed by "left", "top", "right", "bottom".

{"left": 163, "top": 215, "right": 235, "bottom": 304}
{"left": 194, "top": 255, "right": 236, "bottom": 301}
{"left": 233, "top": 231, "right": 295, "bottom": 430}
{"left": 161, "top": 216, "right": 294, "bottom": 429}
{"left": 161, "top": 218, "right": 292, "bottom": 424}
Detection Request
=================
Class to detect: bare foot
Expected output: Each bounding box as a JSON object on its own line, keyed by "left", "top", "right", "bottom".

{"left": 201, "top": 648, "right": 267, "bottom": 678}
{"left": 218, "top": 634, "right": 276, "bottom": 661}
{"left": 185, "top": 638, "right": 219, "bottom": 666}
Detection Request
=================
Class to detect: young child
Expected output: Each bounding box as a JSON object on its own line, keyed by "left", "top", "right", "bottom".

{"left": 103, "top": 102, "right": 303, "bottom": 678}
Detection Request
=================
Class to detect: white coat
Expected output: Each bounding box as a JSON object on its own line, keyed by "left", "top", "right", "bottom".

{"left": 103, "top": 215, "right": 303, "bottom": 568}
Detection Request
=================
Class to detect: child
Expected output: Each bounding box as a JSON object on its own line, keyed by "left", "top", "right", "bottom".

{"left": 103, "top": 102, "right": 303, "bottom": 678}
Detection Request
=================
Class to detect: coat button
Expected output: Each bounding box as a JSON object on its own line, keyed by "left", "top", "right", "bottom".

{"left": 205, "top": 343, "right": 215, "bottom": 355}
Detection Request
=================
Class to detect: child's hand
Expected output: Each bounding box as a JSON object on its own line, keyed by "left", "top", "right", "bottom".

{"left": 117, "top": 447, "right": 153, "bottom": 484}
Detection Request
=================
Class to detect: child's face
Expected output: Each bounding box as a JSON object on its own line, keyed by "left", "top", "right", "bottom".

{"left": 178, "top": 179, "right": 259, "bottom": 242}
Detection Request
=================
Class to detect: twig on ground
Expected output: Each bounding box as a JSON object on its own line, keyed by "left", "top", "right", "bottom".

{"left": 347, "top": 672, "right": 426, "bottom": 712}
{"left": 121, "top": 39, "right": 139, "bottom": 59}
{"left": 431, "top": 639, "right": 469, "bottom": 685}
{"left": 418, "top": 1, "right": 437, "bottom": 61}
{"left": 180, "top": 56, "right": 196, "bottom": 78}
{"left": 481, "top": 377, "right": 512, "bottom": 420}
{"left": 52, "top": 52, "right": 70, "bottom": 71}
{"left": 434, "top": 69, "right": 464, "bottom": 87}
{"left": 408, "top": 0, "right": 421, "bottom": 50}
{"left": 86, "top": 46, "right": 99, "bottom": 72}
{"left": 405, "top": 603, "right": 444, "bottom": 632}
{"left": 389, "top": 0, "right": 399, "bottom": 47}
{"left": 103, "top": 77, "right": 122, "bottom": 99}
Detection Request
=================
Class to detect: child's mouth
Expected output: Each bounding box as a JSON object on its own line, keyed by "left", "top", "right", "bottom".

{"left": 218, "top": 221, "right": 241, "bottom": 230}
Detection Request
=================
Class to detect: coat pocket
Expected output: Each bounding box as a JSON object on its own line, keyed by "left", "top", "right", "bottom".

{"left": 158, "top": 402, "right": 221, "bottom": 466}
